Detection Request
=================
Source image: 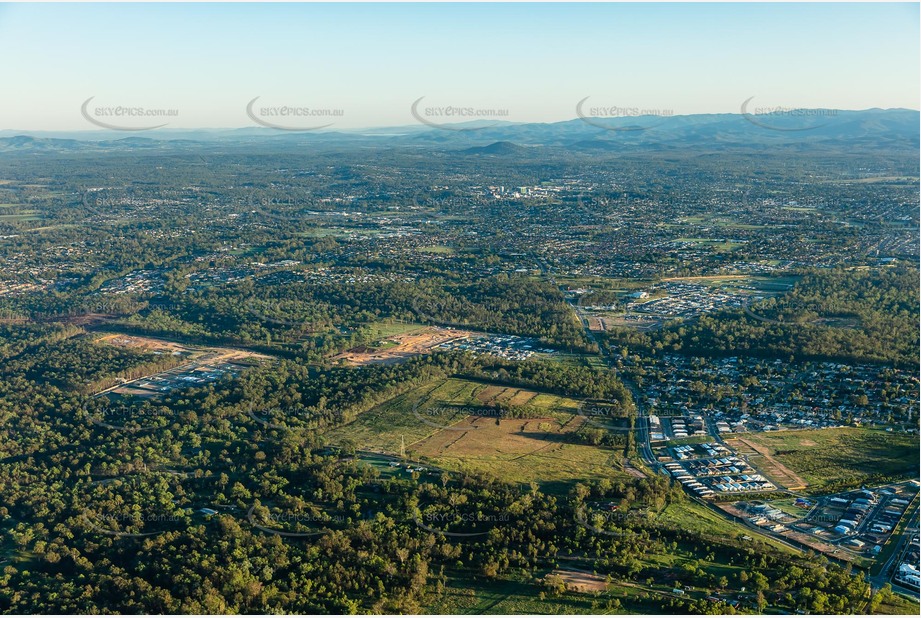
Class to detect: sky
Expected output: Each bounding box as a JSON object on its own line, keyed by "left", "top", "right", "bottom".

{"left": 0, "top": 2, "right": 918, "bottom": 131}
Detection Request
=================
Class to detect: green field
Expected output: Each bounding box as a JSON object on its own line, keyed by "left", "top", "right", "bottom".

{"left": 740, "top": 428, "right": 919, "bottom": 493}
{"left": 765, "top": 497, "right": 811, "bottom": 519}
{"left": 424, "top": 576, "right": 609, "bottom": 614}
{"left": 0, "top": 209, "right": 41, "bottom": 221}
{"left": 326, "top": 378, "right": 490, "bottom": 450}
{"left": 658, "top": 498, "right": 798, "bottom": 555}
{"left": 325, "top": 377, "right": 631, "bottom": 490}
{"left": 417, "top": 245, "right": 455, "bottom": 254}
{"left": 674, "top": 238, "right": 746, "bottom": 250}
{"left": 363, "top": 320, "right": 430, "bottom": 339}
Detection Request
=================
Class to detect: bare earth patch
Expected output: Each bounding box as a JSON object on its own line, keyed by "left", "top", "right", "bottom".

{"left": 725, "top": 436, "right": 807, "bottom": 491}
{"left": 332, "top": 327, "right": 475, "bottom": 365}
{"left": 546, "top": 569, "right": 609, "bottom": 593}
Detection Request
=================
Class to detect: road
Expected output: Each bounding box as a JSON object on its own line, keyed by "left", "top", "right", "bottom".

{"left": 538, "top": 258, "right": 921, "bottom": 602}
{"left": 537, "top": 258, "right": 660, "bottom": 473}
{"left": 540, "top": 258, "right": 921, "bottom": 600}
{"left": 869, "top": 500, "right": 920, "bottom": 596}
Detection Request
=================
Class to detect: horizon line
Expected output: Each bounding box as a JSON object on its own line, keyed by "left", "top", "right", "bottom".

{"left": 2, "top": 106, "right": 919, "bottom": 136}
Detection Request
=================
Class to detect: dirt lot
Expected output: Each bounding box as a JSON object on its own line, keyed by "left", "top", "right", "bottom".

{"left": 94, "top": 334, "right": 271, "bottom": 398}
{"left": 546, "top": 569, "right": 609, "bottom": 593}
{"left": 726, "top": 436, "right": 807, "bottom": 491}
{"left": 624, "top": 465, "right": 648, "bottom": 479}
{"left": 332, "top": 327, "right": 476, "bottom": 365}
{"left": 97, "top": 334, "right": 197, "bottom": 354}
{"left": 97, "top": 333, "right": 271, "bottom": 362}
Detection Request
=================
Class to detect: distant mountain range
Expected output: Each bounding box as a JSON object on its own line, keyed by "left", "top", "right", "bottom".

{"left": 1, "top": 108, "right": 917, "bottom": 155}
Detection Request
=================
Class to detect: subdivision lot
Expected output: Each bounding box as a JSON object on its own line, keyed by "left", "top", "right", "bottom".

{"left": 724, "top": 436, "right": 807, "bottom": 491}
{"left": 94, "top": 334, "right": 270, "bottom": 398}
{"left": 332, "top": 326, "right": 476, "bottom": 365}
{"left": 729, "top": 428, "right": 919, "bottom": 494}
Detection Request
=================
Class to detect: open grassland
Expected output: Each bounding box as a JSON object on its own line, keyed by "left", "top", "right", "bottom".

{"left": 737, "top": 428, "right": 919, "bottom": 494}
{"left": 325, "top": 378, "right": 477, "bottom": 450}
{"left": 413, "top": 414, "right": 625, "bottom": 488}
{"left": 658, "top": 498, "right": 798, "bottom": 555}
{"left": 0, "top": 209, "right": 42, "bottom": 221}
{"left": 424, "top": 576, "right": 611, "bottom": 614}
{"left": 365, "top": 320, "right": 430, "bottom": 339}
{"left": 326, "top": 377, "right": 629, "bottom": 490}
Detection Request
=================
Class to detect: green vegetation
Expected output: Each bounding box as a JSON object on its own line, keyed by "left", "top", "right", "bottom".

{"left": 738, "top": 428, "right": 920, "bottom": 493}
{"left": 606, "top": 266, "right": 919, "bottom": 367}
{"left": 327, "top": 377, "right": 632, "bottom": 489}
{"left": 869, "top": 584, "right": 921, "bottom": 615}
{"left": 0, "top": 139, "right": 916, "bottom": 614}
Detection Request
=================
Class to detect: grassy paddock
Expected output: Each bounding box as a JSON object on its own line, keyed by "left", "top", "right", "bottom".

{"left": 325, "top": 377, "right": 631, "bottom": 490}
{"left": 736, "top": 428, "right": 919, "bottom": 494}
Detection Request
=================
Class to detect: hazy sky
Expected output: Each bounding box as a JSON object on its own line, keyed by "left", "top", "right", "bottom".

{"left": 0, "top": 2, "right": 918, "bottom": 131}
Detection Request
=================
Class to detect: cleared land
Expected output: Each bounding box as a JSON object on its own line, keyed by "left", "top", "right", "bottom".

{"left": 546, "top": 569, "right": 609, "bottom": 593}
{"left": 332, "top": 326, "right": 476, "bottom": 365}
{"left": 94, "top": 334, "right": 270, "bottom": 398}
{"left": 725, "top": 436, "right": 807, "bottom": 490}
{"left": 735, "top": 428, "right": 919, "bottom": 494}
{"left": 325, "top": 377, "right": 629, "bottom": 489}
